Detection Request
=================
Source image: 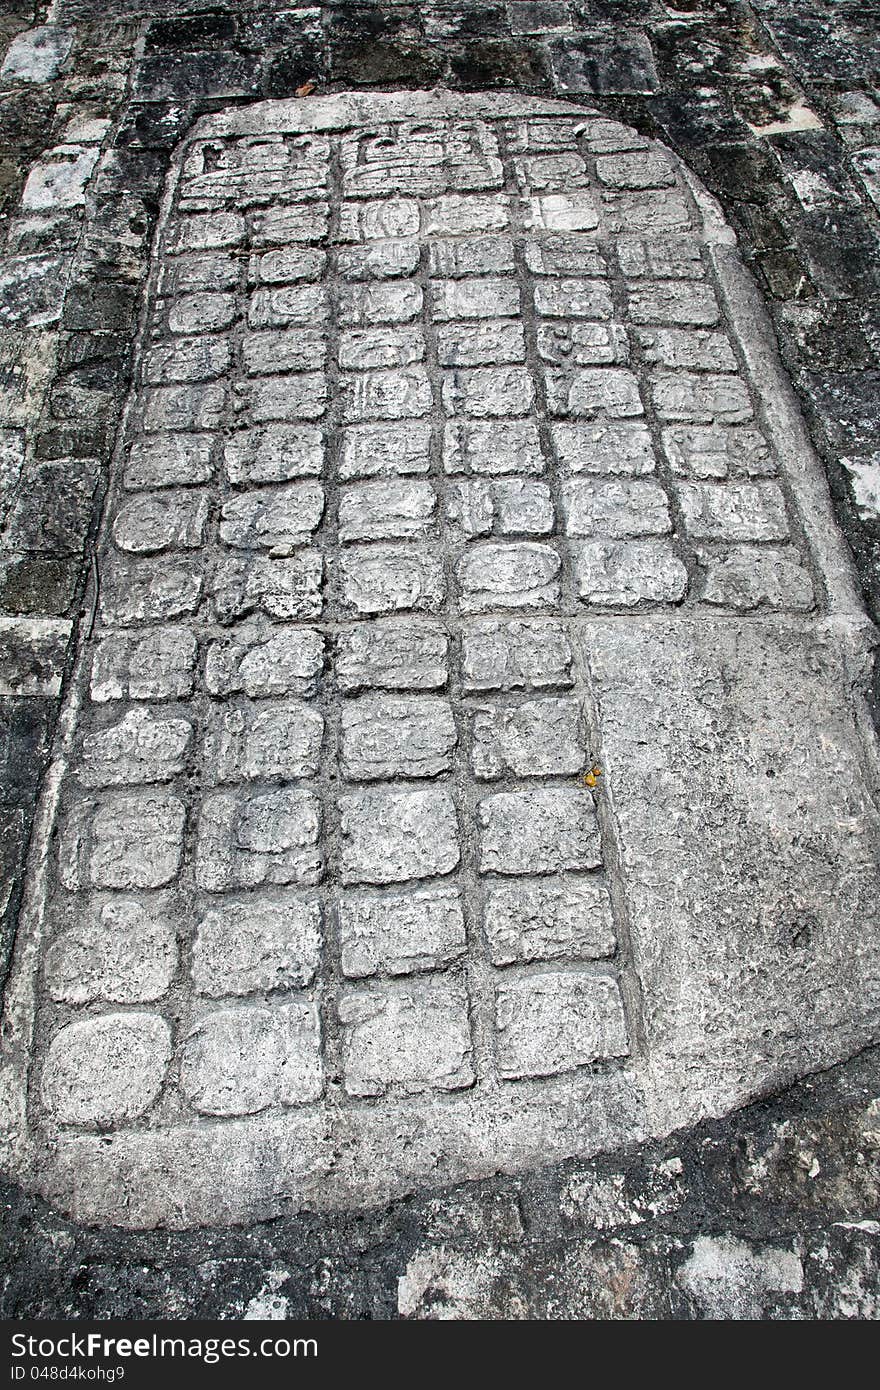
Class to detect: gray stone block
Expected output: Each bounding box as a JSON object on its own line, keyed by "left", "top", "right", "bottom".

{"left": 460, "top": 618, "right": 573, "bottom": 691}
{"left": 204, "top": 626, "right": 324, "bottom": 700}
{"left": 471, "top": 697, "right": 584, "bottom": 778}
{"left": 495, "top": 971, "right": 629, "bottom": 1078}
{"left": 192, "top": 895, "right": 322, "bottom": 996}
{"left": 341, "top": 695, "right": 457, "bottom": 780}
{"left": 181, "top": 1003, "right": 322, "bottom": 1115}
{"left": 571, "top": 539, "right": 688, "bottom": 606}
{"left": 484, "top": 878, "right": 616, "bottom": 966}
{"left": 339, "top": 887, "right": 467, "bottom": 979}
{"left": 44, "top": 896, "right": 177, "bottom": 1005}
{"left": 203, "top": 702, "right": 324, "bottom": 783}
{"left": 1, "top": 27, "right": 74, "bottom": 84}
{"left": 336, "top": 619, "right": 449, "bottom": 693}
{"left": 339, "top": 787, "right": 460, "bottom": 885}
{"left": 478, "top": 788, "right": 602, "bottom": 874}
{"left": 339, "top": 977, "right": 474, "bottom": 1097}
{"left": 41, "top": 1014, "right": 171, "bottom": 1127}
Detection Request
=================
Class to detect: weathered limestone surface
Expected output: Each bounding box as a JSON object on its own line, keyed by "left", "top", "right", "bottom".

{"left": 584, "top": 617, "right": 880, "bottom": 1125}
{"left": 0, "top": 91, "right": 878, "bottom": 1233}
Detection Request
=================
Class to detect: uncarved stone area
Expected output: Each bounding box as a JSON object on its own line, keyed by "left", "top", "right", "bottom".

{"left": 1, "top": 92, "right": 879, "bottom": 1230}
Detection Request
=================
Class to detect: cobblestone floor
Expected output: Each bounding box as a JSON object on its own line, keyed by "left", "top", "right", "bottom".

{"left": 2, "top": 91, "right": 879, "bottom": 1229}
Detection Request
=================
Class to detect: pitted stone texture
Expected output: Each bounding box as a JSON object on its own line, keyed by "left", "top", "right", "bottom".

{"left": 545, "top": 366, "right": 643, "bottom": 419}
{"left": 162, "top": 253, "right": 242, "bottom": 296}
{"left": 581, "top": 619, "right": 880, "bottom": 1128}
{"left": 429, "top": 234, "right": 515, "bottom": 277}
{"left": 143, "top": 383, "right": 226, "bottom": 433}
{"left": 242, "top": 329, "right": 327, "bottom": 376}
{"left": 41, "top": 1015, "right": 171, "bottom": 1127}
{"left": 660, "top": 426, "right": 774, "bottom": 481}
{"left": 21, "top": 145, "right": 99, "bottom": 212}
{"left": 339, "top": 887, "right": 467, "bottom": 979}
{"left": 340, "top": 422, "right": 431, "bottom": 480}
{"left": 551, "top": 422, "right": 656, "bottom": 476}
{"left": 461, "top": 619, "right": 573, "bottom": 691}
{"left": 164, "top": 211, "right": 245, "bottom": 256}
{"left": 79, "top": 709, "right": 193, "bottom": 787}
{"left": 339, "top": 327, "right": 425, "bottom": 370}
{"left": 571, "top": 539, "right": 688, "bottom": 607}
{"left": 339, "top": 977, "right": 474, "bottom": 1098}
{"left": 524, "top": 231, "right": 606, "bottom": 276}
{"left": 537, "top": 321, "right": 628, "bottom": 368}
{"left": 196, "top": 790, "right": 322, "bottom": 890}
{"left": 637, "top": 327, "right": 737, "bottom": 373}
{"left": 650, "top": 372, "right": 753, "bottom": 426}
{"left": 698, "top": 547, "right": 815, "bottom": 612}
{"left": 219, "top": 484, "right": 325, "bottom": 550}
{"left": 126, "top": 436, "right": 216, "bottom": 490}
{"left": 478, "top": 788, "right": 602, "bottom": 875}
{"left": 677, "top": 482, "right": 790, "bottom": 543}
{"left": 237, "top": 373, "right": 327, "bottom": 424}
{"left": 437, "top": 321, "right": 526, "bottom": 369}
{"left": 561, "top": 479, "right": 671, "bottom": 538}
{"left": 444, "top": 421, "right": 545, "bottom": 477}
{"left": 336, "top": 620, "right": 448, "bottom": 693}
{"left": 90, "top": 628, "right": 198, "bottom": 703}
{"left": 205, "top": 627, "right": 324, "bottom": 700}
{"left": 495, "top": 971, "right": 629, "bottom": 1078}
{"left": 525, "top": 191, "right": 599, "bottom": 232}
{"left": 1, "top": 27, "right": 74, "bottom": 84}
{"left": 99, "top": 559, "right": 203, "bottom": 627}
{"left": 181, "top": 1003, "right": 322, "bottom": 1115}
{"left": 456, "top": 542, "right": 561, "bottom": 612}
{"left": 203, "top": 703, "right": 324, "bottom": 783}
{"left": 247, "top": 285, "right": 327, "bottom": 331}
{"left": 338, "top": 282, "right": 422, "bottom": 327}
{"left": 44, "top": 897, "right": 177, "bottom": 1006}
{"left": 339, "top": 482, "right": 437, "bottom": 544}
{"left": 628, "top": 281, "right": 719, "bottom": 327}
{"left": 340, "top": 787, "right": 460, "bottom": 886}
{"left": 192, "top": 895, "right": 322, "bottom": 996}
{"left": 471, "top": 697, "right": 584, "bottom": 778}
{"left": 145, "top": 337, "right": 231, "bottom": 386}
{"left": 9, "top": 92, "right": 873, "bottom": 1230}
{"left": 447, "top": 480, "right": 554, "bottom": 538}
{"left": 443, "top": 366, "right": 535, "bottom": 419}
{"left": 340, "top": 367, "right": 432, "bottom": 423}
{"left": 533, "top": 278, "right": 612, "bottom": 320}
{"left": 224, "top": 426, "right": 324, "bottom": 484}
{"left": 340, "top": 545, "right": 446, "bottom": 616}
{"left": 341, "top": 696, "right": 456, "bottom": 781}
{"left": 213, "top": 552, "right": 323, "bottom": 622}
{"left": 61, "top": 793, "right": 186, "bottom": 892}
{"left": 483, "top": 878, "right": 616, "bottom": 966}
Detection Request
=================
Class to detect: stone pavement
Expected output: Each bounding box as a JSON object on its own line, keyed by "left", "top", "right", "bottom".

{"left": 1, "top": 90, "right": 879, "bottom": 1229}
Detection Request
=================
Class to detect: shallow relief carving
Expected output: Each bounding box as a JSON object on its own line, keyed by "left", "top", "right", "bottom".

{"left": 1, "top": 91, "right": 879, "bottom": 1228}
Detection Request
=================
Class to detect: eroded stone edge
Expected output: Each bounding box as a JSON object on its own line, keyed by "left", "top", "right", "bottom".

{"left": 192, "top": 91, "right": 603, "bottom": 141}
{"left": 581, "top": 613, "right": 880, "bottom": 1136}
{"left": 678, "top": 163, "right": 871, "bottom": 627}
{"left": 38, "top": 1069, "right": 647, "bottom": 1229}
{"left": 0, "top": 127, "right": 195, "bottom": 1183}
